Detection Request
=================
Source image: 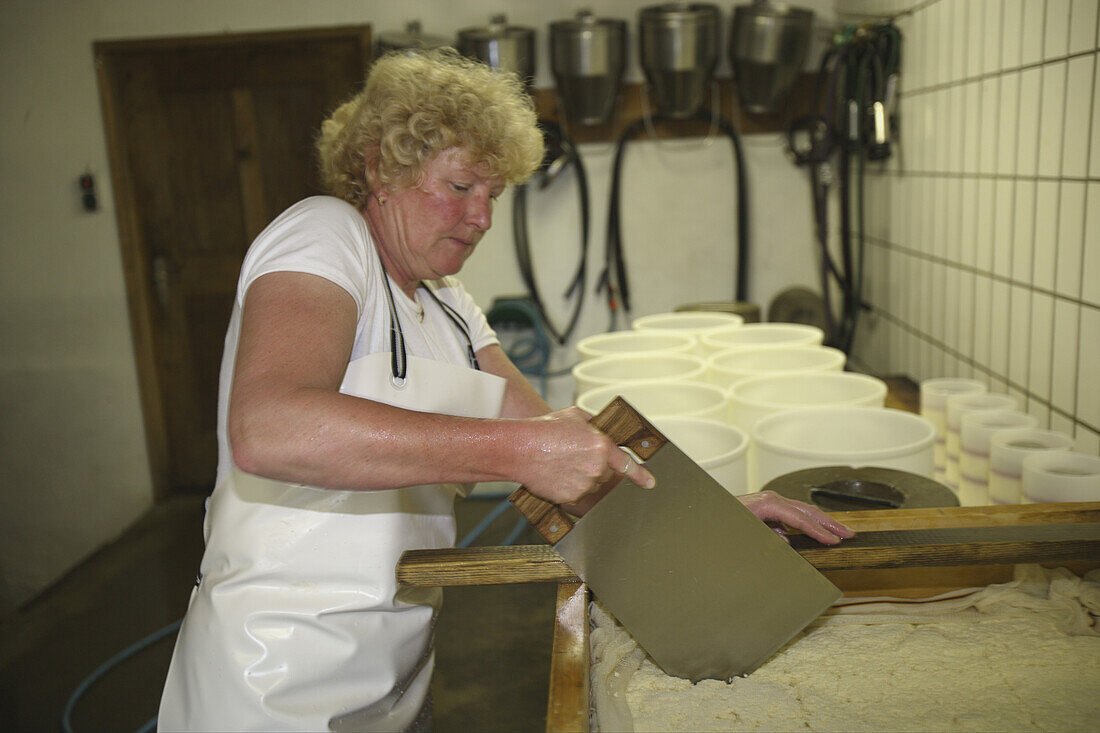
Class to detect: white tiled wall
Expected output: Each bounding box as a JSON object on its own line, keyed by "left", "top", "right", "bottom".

{"left": 839, "top": 0, "right": 1100, "bottom": 455}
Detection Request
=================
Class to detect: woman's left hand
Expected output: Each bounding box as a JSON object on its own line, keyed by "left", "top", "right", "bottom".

{"left": 737, "top": 491, "right": 855, "bottom": 545}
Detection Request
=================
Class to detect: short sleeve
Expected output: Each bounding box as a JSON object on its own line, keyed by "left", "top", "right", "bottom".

{"left": 237, "top": 197, "right": 375, "bottom": 317}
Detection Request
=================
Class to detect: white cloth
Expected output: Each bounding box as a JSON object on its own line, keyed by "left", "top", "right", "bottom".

{"left": 158, "top": 196, "right": 505, "bottom": 732}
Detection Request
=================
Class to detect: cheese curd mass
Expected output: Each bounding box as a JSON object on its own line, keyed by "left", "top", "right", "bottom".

{"left": 591, "top": 566, "right": 1100, "bottom": 732}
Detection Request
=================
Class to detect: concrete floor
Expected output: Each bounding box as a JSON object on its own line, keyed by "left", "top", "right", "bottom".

{"left": 0, "top": 492, "right": 558, "bottom": 732}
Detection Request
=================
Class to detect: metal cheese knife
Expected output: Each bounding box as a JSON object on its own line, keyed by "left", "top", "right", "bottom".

{"left": 509, "top": 397, "right": 841, "bottom": 682}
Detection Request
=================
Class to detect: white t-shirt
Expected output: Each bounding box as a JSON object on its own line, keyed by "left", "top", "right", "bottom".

{"left": 214, "top": 196, "right": 499, "bottom": 485}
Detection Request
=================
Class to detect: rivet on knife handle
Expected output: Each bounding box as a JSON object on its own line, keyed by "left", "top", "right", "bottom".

{"left": 509, "top": 487, "right": 575, "bottom": 544}
{"left": 589, "top": 397, "right": 666, "bottom": 460}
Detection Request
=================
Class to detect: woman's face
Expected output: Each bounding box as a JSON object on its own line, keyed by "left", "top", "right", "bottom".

{"left": 371, "top": 147, "right": 505, "bottom": 293}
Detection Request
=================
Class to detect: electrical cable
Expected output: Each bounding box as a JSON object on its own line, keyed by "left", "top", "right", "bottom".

{"left": 600, "top": 107, "right": 750, "bottom": 319}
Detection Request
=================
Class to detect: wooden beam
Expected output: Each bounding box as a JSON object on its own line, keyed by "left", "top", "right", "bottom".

{"left": 532, "top": 74, "right": 821, "bottom": 144}
{"left": 396, "top": 545, "right": 579, "bottom": 587}
{"left": 397, "top": 502, "right": 1100, "bottom": 588}
{"left": 789, "top": 523, "right": 1100, "bottom": 571}
{"left": 545, "top": 582, "right": 589, "bottom": 733}
{"left": 397, "top": 526, "right": 1100, "bottom": 587}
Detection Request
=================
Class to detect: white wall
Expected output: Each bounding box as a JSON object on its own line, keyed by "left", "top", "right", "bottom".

{"left": 0, "top": 0, "right": 834, "bottom": 613}
{"left": 842, "top": 0, "right": 1100, "bottom": 455}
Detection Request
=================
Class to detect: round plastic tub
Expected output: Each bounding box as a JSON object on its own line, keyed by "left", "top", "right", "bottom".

{"left": 651, "top": 416, "right": 749, "bottom": 496}
{"left": 919, "top": 377, "right": 986, "bottom": 483}
{"left": 707, "top": 345, "right": 845, "bottom": 390}
{"left": 729, "top": 372, "right": 887, "bottom": 436}
{"left": 576, "top": 380, "right": 730, "bottom": 422}
{"left": 571, "top": 353, "right": 707, "bottom": 398}
{"left": 751, "top": 407, "right": 936, "bottom": 490}
{"left": 632, "top": 310, "right": 743, "bottom": 334}
{"left": 699, "top": 323, "right": 824, "bottom": 357}
{"left": 943, "top": 392, "right": 1018, "bottom": 493}
{"left": 1022, "top": 451, "right": 1100, "bottom": 503}
{"left": 989, "top": 428, "right": 1076, "bottom": 504}
{"left": 632, "top": 311, "right": 743, "bottom": 356}
{"left": 575, "top": 330, "right": 696, "bottom": 362}
{"left": 958, "top": 410, "right": 1038, "bottom": 506}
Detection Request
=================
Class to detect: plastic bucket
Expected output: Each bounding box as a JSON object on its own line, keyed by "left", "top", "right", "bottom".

{"left": 575, "top": 330, "right": 696, "bottom": 362}
{"left": 729, "top": 372, "right": 887, "bottom": 436}
{"left": 651, "top": 416, "right": 750, "bottom": 496}
{"left": 699, "top": 322, "right": 824, "bottom": 357}
{"left": 1022, "top": 451, "right": 1100, "bottom": 503}
{"left": 576, "top": 380, "right": 730, "bottom": 422}
{"left": 751, "top": 407, "right": 936, "bottom": 490}
{"left": 707, "top": 345, "right": 846, "bottom": 390}
{"left": 632, "top": 311, "right": 744, "bottom": 356}
{"left": 571, "top": 353, "right": 707, "bottom": 398}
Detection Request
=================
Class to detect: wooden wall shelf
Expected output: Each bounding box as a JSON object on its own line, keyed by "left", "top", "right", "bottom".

{"left": 531, "top": 73, "right": 819, "bottom": 144}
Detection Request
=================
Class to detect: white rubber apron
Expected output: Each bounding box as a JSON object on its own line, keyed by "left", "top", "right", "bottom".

{"left": 158, "top": 353, "right": 505, "bottom": 732}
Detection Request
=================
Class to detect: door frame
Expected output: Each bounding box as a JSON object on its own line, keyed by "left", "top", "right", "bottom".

{"left": 94, "top": 25, "right": 372, "bottom": 498}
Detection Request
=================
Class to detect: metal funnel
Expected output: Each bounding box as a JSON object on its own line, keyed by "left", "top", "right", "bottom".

{"left": 730, "top": 0, "right": 814, "bottom": 115}
{"left": 375, "top": 21, "right": 451, "bottom": 56}
{"left": 456, "top": 14, "right": 537, "bottom": 87}
{"left": 638, "top": 3, "right": 721, "bottom": 119}
{"left": 550, "top": 11, "right": 627, "bottom": 126}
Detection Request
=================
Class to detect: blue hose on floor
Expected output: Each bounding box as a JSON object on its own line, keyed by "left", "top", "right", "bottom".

{"left": 501, "top": 515, "right": 528, "bottom": 546}
{"left": 61, "top": 618, "right": 181, "bottom": 733}
{"left": 457, "top": 498, "right": 514, "bottom": 547}
{"left": 456, "top": 494, "right": 530, "bottom": 548}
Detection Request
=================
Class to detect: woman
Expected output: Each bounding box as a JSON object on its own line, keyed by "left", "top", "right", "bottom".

{"left": 158, "top": 49, "right": 851, "bottom": 732}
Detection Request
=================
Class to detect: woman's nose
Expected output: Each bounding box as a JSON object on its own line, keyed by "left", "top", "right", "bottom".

{"left": 466, "top": 192, "right": 493, "bottom": 231}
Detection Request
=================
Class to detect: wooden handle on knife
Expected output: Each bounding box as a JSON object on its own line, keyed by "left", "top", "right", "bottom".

{"left": 509, "top": 397, "right": 667, "bottom": 544}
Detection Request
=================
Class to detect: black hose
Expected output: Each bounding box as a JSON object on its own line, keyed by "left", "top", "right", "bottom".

{"left": 600, "top": 109, "right": 750, "bottom": 317}
{"left": 787, "top": 22, "right": 901, "bottom": 356}
{"left": 512, "top": 120, "right": 589, "bottom": 345}
{"left": 600, "top": 115, "right": 647, "bottom": 316}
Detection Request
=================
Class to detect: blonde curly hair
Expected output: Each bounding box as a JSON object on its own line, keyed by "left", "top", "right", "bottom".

{"left": 317, "top": 48, "right": 544, "bottom": 209}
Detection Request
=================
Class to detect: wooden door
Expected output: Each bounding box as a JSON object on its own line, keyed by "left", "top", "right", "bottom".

{"left": 96, "top": 27, "right": 372, "bottom": 495}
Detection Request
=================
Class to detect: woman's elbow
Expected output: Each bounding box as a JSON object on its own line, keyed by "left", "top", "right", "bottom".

{"left": 228, "top": 412, "right": 276, "bottom": 476}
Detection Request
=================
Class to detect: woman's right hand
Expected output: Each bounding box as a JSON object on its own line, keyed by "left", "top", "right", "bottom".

{"left": 512, "top": 406, "right": 655, "bottom": 507}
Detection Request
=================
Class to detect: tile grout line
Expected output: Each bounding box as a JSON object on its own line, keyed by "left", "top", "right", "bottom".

{"left": 863, "top": 233, "right": 1100, "bottom": 310}
{"left": 1044, "top": 7, "right": 1074, "bottom": 433}
{"left": 900, "top": 47, "right": 1100, "bottom": 97}
{"left": 1070, "top": 40, "right": 1099, "bottom": 441}
{"left": 866, "top": 308, "right": 1100, "bottom": 440}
